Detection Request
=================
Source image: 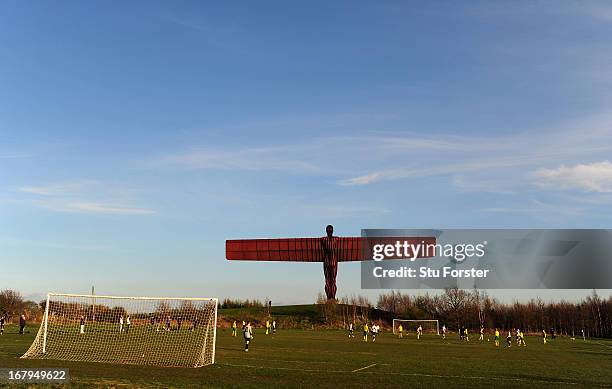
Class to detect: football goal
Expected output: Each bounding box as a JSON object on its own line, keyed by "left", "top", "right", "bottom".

{"left": 393, "top": 319, "right": 439, "bottom": 335}
{"left": 22, "top": 293, "right": 218, "bottom": 368}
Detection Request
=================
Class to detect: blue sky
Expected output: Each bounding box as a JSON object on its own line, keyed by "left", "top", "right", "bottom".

{"left": 2, "top": 1, "right": 612, "bottom": 304}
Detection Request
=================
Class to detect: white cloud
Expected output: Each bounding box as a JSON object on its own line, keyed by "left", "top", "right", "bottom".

{"left": 533, "top": 161, "right": 612, "bottom": 193}
{"left": 35, "top": 201, "right": 156, "bottom": 215}
{"left": 18, "top": 180, "right": 156, "bottom": 216}
{"left": 18, "top": 181, "right": 99, "bottom": 196}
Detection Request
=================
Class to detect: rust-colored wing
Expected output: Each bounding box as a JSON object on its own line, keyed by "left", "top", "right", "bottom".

{"left": 226, "top": 236, "right": 437, "bottom": 262}
{"left": 226, "top": 237, "right": 362, "bottom": 262}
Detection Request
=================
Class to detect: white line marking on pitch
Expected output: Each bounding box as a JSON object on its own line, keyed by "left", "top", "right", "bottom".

{"left": 593, "top": 341, "right": 612, "bottom": 349}
{"left": 219, "top": 363, "right": 579, "bottom": 386}
{"left": 351, "top": 363, "right": 377, "bottom": 373}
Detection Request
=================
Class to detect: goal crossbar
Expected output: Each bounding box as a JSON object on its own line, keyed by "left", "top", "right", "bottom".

{"left": 47, "top": 293, "right": 218, "bottom": 301}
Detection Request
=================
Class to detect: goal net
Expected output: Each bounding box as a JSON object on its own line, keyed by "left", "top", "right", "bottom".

{"left": 393, "top": 319, "right": 439, "bottom": 335}
{"left": 22, "top": 293, "right": 218, "bottom": 368}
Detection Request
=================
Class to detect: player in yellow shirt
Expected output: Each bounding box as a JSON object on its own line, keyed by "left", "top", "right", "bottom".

{"left": 542, "top": 329, "right": 547, "bottom": 344}
{"left": 398, "top": 324, "right": 403, "bottom": 339}
{"left": 479, "top": 326, "right": 484, "bottom": 341}
{"left": 265, "top": 320, "right": 270, "bottom": 335}
{"left": 232, "top": 320, "right": 237, "bottom": 337}
{"left": 494, "top": 329, "right": 500, "bottom": 347}
{"left": 363, "top": 323, "right": 369, "bottom": 342}
{"left": 519, "top": 331, "right": 526, "bottom": 346}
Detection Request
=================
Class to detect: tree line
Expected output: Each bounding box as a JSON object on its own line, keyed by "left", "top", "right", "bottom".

{"left": 375, "top": 288, "right": 612, "bottom": 337}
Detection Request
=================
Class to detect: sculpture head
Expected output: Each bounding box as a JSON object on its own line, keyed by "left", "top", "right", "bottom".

{"left": 326, "top": 224, "right": 334, "bottom": 237}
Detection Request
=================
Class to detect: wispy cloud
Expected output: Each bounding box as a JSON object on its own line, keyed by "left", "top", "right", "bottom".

{"left": 533, "top": 161, "right": 612, "bottom": 193}
{"left": 18, "top": 180, "right": 156, "bottom": 216}
{"left": 35, "top": 200, "right": 156, "bottom": 215}
{"left": 338, "top": 113, "right": 612, "bottom": 187}
{"left": 18, "top": 180, "right": 99, "bottom": 196}
{"left": 157, "top": 112, "right": 612, "bottom": 221}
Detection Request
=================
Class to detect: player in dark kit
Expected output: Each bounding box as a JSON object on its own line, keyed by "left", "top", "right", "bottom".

{"left": 19, "top": 314, "right": 26, "bottom": 334}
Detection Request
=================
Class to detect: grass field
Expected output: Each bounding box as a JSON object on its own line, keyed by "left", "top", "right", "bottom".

{"left": 1, "top": 324, "right": 611, "bottom": 388}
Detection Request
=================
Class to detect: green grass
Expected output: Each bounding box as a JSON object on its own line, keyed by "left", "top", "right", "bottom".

{"left": 1, "top": 324, "right": 611, "bottom": 388}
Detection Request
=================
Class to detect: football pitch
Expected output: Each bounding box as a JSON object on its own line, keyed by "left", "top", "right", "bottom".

{"left": 1, "top": 325, "right": 611, "bottom": 388}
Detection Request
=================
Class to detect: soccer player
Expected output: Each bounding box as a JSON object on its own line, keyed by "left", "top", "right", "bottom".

{"left": 494, "top": 328, "right": 500, "bottom": 347}
{"left": 126, "top": 316, "right": 131, "bottom": 333}
{"left": 371, "top": 324, "right": 379, "bottom": 342}
{"left": 192, "top": 317, "right": 198, "bottom": 331}
{"left": 464, "top": 327, "right": 469, "bottom": 342}
{"left": 79, "top": 315, "right": 85, "bottom": 334}
{"left": 398, "top": 324, "right": 403, "bottom": 339}
{"left": 506, "top": 330, "right": 512, "bottom": 347}
{"left": 417, "top": 325, "right": 422, "bottom": 340}
{"left": 243, "top": 321, "right": 253, "bottom": 352}
{"left": 232, "top": 320, "right": 237, "bottom": 337}
{"left": 515, "top": 328, "right": 520, "bottom": 345}
{"left": 479, "top": 326, "right": 484, "bottom": 341}
{"left": 459, "top": 326, "right": 464, "bottom": 341}
{"left": 542, "top": 329, "right": 547, "bottom": 344}
{"left": 265, "top": 320, "right": 270, "bottom": 335}
{"left": 363, "top": 323, "right": 369, "bottom": 342}
{"left": 272, "top": 320, "right": 276, "bottom": 334}
{"left": 177, "top": 317, "right": 182, "bottom": 331}
{"left": 165, "top": 316, "right": 171, "bottom": 331}
{"left": 119, "top": 315, "right": 124, "bottom": 333}
{"left": 0, "top": 314, "right": 5, "bottom": 335}
{"left": 19, "top": 314, "right": 26, "bottom": 334}
{"left": 519, "top": 330, "right": 526, "bottom": 346}
{"left": 441, "top": 324, "right": 446, "bottom": 340}
{"left": 348, "top": 322, "right": 354, "bottom": 338}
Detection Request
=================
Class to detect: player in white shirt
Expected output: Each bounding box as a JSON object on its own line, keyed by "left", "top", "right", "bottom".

{"left": 371, "top": 324, "right": 379, "bottom": 342}
{"left": 243, "top": 321, "right": 253, "bottom": 352}
{"left": 417, "top": 325, "right": 423, "bottom": 340}
{"left": 442, "top": 325, "right": 447, "bottom": 340}
{"left": 119, "top": 315, "right": 124, "bottom": 333}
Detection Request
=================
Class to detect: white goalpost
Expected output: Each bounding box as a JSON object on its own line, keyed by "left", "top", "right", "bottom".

{"left": 393, "top": 319, "right": 439, "bottom": 335}
{"left": 22, "top": 293, "right": 218, "bottom": 368}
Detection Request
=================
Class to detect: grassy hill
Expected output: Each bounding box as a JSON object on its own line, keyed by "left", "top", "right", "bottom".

{"left": 218, "top": 304, "right": 395, "bottom": 329}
